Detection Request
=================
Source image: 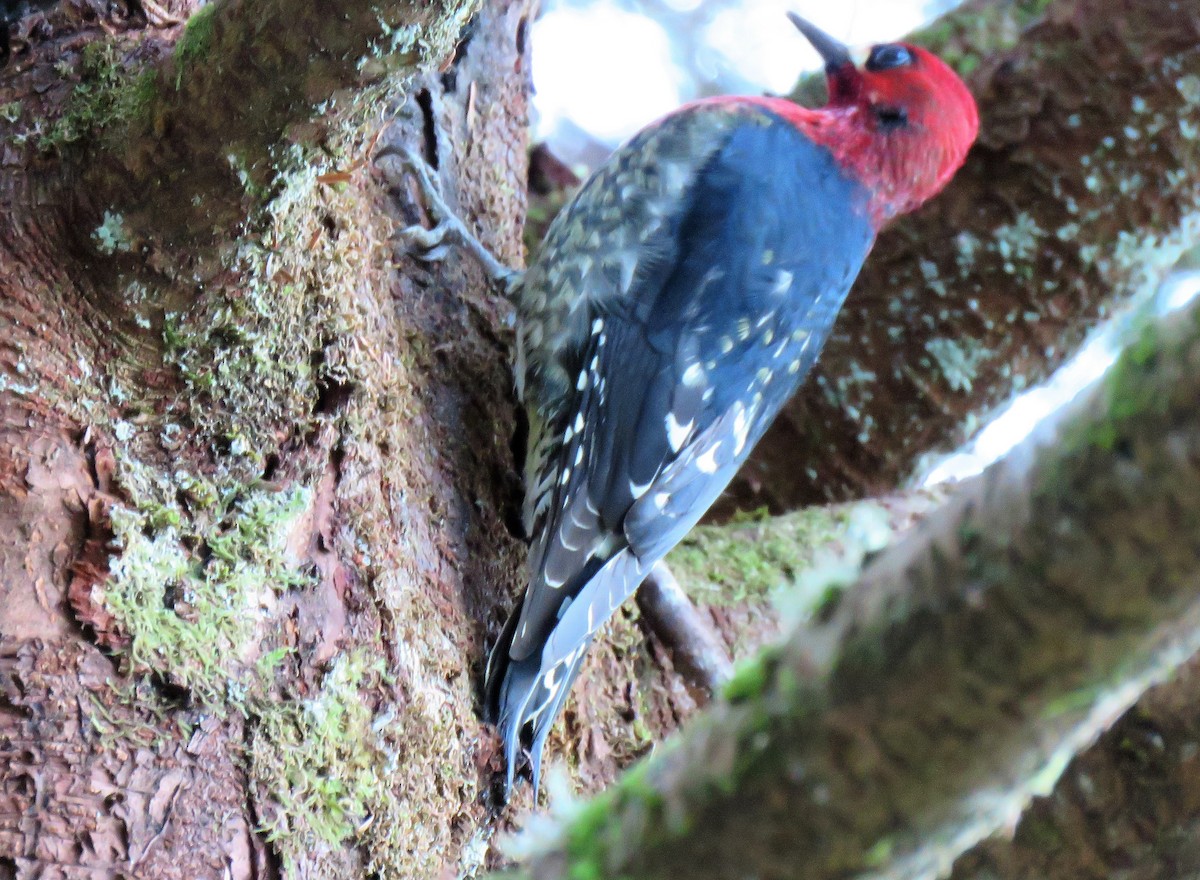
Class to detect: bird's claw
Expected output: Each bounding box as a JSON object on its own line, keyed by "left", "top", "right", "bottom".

{"left": 398, "top": 220, "right": 452, "bottom": 263}
{"left": 374, "top": 143, "right": 521, "bottom": 289}
{"left": 375, "top": 145, "right": 457, "bottom": 259}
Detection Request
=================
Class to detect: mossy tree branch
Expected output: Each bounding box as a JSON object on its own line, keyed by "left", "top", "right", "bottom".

{"left": 725, "top": 0, "right": 1200, "bottom": 513}
{"left": 513, "top": 293, "right": 1200, "bottom": 879}
{"left": 951, "top": 653, "right": 1200, "bottom": 880}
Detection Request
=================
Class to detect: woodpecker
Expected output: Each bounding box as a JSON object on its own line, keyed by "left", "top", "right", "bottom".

{"left": 476, "top": 14, "right": 979, "bottom": 798}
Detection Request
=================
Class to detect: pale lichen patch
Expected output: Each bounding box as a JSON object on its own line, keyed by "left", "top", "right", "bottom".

{"left": 990, "top": 211, "right": 1045, "bottom": 277}
{"left": 93, "top": 210, "right": 131, "bottom": 255}
{"left": 925, "top": 337, "right": 988, "bottom": 393}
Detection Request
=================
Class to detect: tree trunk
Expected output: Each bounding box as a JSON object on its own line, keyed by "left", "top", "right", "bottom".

{"left": 2, "top": 0, "right": 1199, "bottom": 878}
{"left": 1, "top": 0, "right": 537, "bottom": 876}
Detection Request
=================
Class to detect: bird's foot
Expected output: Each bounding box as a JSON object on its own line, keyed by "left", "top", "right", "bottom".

{"left": 637, "top": 562, "right": 734, "bottom": 698}
{"left": 374, "top": 144, "right": 521, "bottom": 292}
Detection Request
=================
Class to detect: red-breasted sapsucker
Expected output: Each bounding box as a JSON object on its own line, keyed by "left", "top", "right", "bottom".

{"left": 482, "top": 13, "right": 979, "bottom": 798}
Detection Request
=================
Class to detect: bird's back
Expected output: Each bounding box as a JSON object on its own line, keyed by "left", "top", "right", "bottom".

{"left": 487, "top": 99, "right": 875, "bottom": 795}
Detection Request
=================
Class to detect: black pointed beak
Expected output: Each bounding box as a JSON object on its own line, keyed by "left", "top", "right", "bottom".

{"left": 787, "top": 12, "right": 852, "bottom": 73}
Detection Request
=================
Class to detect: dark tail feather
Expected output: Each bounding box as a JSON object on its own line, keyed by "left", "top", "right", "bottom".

{"left": 485, "top": 593, "right": 592, "bottom": 801}
{"left": 480, "top": 593, "right": 588, "bottom": 801}
{"left": 484, "top": 551, "right": 648, "bottom": 801}
{"left": 484, "top": 599, "right": 532, "bottom": 800}
{"left": 524, "top": 645, "right": 591, "bottom": 793}
{"left": 484, "top": 595, "right": 523, "bottom": 724}
{"left": 487, "top": 637, "right": 592, "bottom": 801}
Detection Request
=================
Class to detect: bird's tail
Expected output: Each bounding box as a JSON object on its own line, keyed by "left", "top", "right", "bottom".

{"left": 485, "top": 626, "right": 593, "bottom": 800}
{"left": 484, "top": 551, "right": 647, "bottom": 801}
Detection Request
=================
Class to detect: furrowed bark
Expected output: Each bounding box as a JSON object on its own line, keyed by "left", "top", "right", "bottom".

{"left": 1, "top": 0, "right": 534, "bottom": 877}
{"left": 724, "top": 0, "right": 1200, "bottom": 513}
{"left": 514, "top": 294, "right": 1200, "bottom": 879}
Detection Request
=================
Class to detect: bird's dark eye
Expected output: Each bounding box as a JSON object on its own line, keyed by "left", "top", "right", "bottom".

{"left": 866, "top": 44, "right": 914, "bottom": 71}
{"left": 874, "top": 106, "right": 909, "bottom": 131}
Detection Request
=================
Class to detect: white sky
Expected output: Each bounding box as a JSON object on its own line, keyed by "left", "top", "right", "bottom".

{"left": 532, "top": 1, "right": 929, "bottom": 144}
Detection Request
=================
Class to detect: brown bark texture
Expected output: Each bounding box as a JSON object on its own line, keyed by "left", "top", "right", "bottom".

{"left": 2, "top": 0, "right": 1199, "bottom": 878}
{"left": 0, "top": 0, "right": 542, "bottom": 876}
{"left": 722, "top": 0, "right": 1200, "bottom": 514}
{"left": 518, "top": 294, "right": 1200, "bottom": 880}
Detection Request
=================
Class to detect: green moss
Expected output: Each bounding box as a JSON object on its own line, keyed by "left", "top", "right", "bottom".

{"left": 864, "top": 836, "right": 896, "bottom": 868}
{"left": 724, "top": 652, "right": 774, "bottom": 702}
{"left": 1070, "top": 313, "right": 1187, "bottom": 452}
{"left": 1043, "top": 682, "right": 1106, "bottom": 719}
{"left": 40, "top": 42, "right": 157, "bottom": 150}
{"left": 100, "top": 461, "right": 397, "bottom": 866}
{"left": 907, "top": 0, "right": 1055, "bottom": 78}
{"left": 83, "top": 7, "right": 494, "bottom": 874}
{"left": 251, "top": 649, "right": 395, "bottom": 862}
{"left": 548, "top": 638, "right": 826, "bottom": 875}
{"left": 135, "top": 144, "right": 358, "bottom": 480}
{"left": 101, "top": 479, "right": 313, "bottom": 707}
{"left": 97, "top": 181, "right": 340, "bottom": 708}
{"left": 84, "top": 678, "right": 193, "bottom": 750}
{"left": 668, "top": 501, "right": 894, "bottom": 636}
{"left": 564, "top": 791, "right": 618, "bottom": 869}
{"left": 174, "top": 3, "right": 218, "bottom": 88}
{"left": 667, "top": 506, "right": 855, "bottom": 604}
{"left": 555, "top": 758, "right": 672, "bottom": 880}
{"left": 813, "top": 581, "right": 846, "bottom": 619}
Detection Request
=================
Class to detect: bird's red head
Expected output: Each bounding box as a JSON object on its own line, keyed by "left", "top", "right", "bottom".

{"left": 788, "top": 14, "right": 979, "bottom": 225}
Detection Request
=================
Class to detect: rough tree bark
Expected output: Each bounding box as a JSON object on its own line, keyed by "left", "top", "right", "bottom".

{"left": 0, "top": 0, "right": 536, "bottom": 877}
{"left": 1, "top": 0, "right": 1198, "bottom": 878}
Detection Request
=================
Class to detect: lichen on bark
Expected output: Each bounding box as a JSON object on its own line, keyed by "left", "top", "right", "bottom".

{"left": 1, "top": 0, "right": 537, "bottom": 876}
{"left": 6, "top": 1, "right": 1200, "bottom": 878}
